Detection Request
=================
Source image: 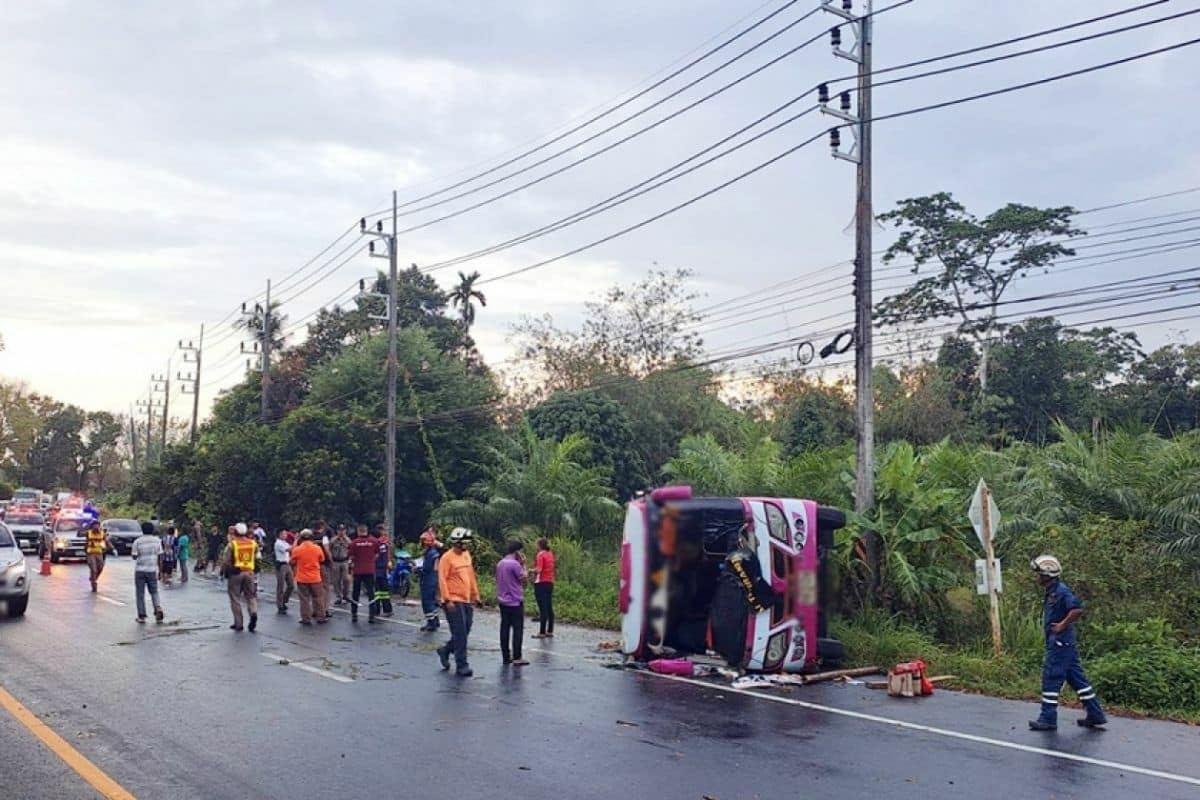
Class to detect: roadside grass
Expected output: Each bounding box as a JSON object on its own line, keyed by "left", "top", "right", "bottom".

{"left": 830, "top": 609, "right": 1200, "bottom": 725}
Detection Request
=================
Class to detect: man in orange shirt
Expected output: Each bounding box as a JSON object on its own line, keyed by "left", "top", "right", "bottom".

{"left": 436, "top": 527, "right": 481, "bottom": 677}
{"left": 291, "top": 529, "right": 328, "bottom": 625}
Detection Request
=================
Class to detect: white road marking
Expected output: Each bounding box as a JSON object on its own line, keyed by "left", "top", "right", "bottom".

{"left": 645, "top": 672, "right": 1200, "bottom": 789}
{"left": 260, "top": 652, "right": 354, "bottom": 683}
{"left": 96, "top": 595, "right": 125, "bottom": 606}
{"left": 261, "top": 586, "right": 1200, "bottom": 788}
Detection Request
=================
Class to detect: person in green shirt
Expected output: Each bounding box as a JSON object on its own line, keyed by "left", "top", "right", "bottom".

{"left": 177, "top": 529, "right": 191, "bottom": 583}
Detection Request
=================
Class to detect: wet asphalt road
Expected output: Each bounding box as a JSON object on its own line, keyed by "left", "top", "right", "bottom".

{"left": 1, "top": 556, "right": 1199, "bottom": 800}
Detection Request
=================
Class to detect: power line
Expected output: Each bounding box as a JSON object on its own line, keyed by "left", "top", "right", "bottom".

{"left": 390, "top": 1, "right": 917, "bottom": 231}
{"left": 849, "top": 5, "right": 1200, "bottom": 94}
{"left": 471, "top": 35, "right": 1200, "bottom": 288}
{"left": 828, "top": 0, "right": 1169, "bottom": 86}
{"left": 392, "top": 1, "right": 819, "bottom": 212}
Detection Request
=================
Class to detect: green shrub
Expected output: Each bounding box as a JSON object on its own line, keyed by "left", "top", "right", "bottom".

{"left": 1083, "top": 618, "right": 1179, "bottom": 659}
{"left": 831, "top": 610, "right": 941, "bottom": 667}
{"left": 1089, "top": 646, "right": 1200, "bottom": 713}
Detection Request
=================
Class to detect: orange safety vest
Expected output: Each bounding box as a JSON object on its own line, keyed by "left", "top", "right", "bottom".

{"left": 231, "top": 538, "right": 257, "bottom": 571}
{"left": 86, "top": 528, "right": 107, "bottom": 555}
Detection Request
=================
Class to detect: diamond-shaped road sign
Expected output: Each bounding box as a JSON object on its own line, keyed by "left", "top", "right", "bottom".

{"left": 968, "top": 478, "right": 1001, "bottom": 549}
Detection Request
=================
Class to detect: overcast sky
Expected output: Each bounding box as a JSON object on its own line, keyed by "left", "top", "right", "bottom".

{"left": 2, "top": 0, "right": 1199, "bottom": 417}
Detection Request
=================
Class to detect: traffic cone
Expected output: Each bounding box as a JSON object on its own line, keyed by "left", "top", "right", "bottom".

{"left": 40, "top": 557, "right": 51, "bottom": 576}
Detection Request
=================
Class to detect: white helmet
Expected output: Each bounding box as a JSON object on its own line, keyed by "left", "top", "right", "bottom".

{"left": 1030, "top": 554, "right": 1062, "bottom": 578}
{"left": 448, "top": 527, "right": 473, "bottom": 545}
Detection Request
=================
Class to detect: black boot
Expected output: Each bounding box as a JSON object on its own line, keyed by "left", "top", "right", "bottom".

{"left": 248, "top": 613, "right": 257, "bottom": 632}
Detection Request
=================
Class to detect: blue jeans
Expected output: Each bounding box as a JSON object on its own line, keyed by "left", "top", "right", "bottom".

{"left": 1039, "top": 641, "right": 1104, "bottom": 723}
{"left": 134, "top": 572, "right": 161, "bottom": 618}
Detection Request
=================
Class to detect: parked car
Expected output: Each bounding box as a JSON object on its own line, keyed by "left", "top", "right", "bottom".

{"left": 620, "top": 486, "right": 845, "bottom": 673}
{"left": 0, "top": 522, "right": 30, "bottom": 617}
{"left": 48, "top": 516, "right": 88, "bottom": 563}
{"left": 5, "top": 511, "right": 46, "bottom": 553}
{"left": 101, "top": 519, "right": 142, "bottom": 555}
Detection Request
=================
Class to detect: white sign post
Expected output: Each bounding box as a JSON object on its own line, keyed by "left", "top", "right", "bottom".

{"left": 969, "top": 479, "right": 1003, "bottom": 657}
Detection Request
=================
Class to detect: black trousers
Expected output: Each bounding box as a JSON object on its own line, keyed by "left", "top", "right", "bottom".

{"left": 499, "top": 603, "right": 524, "bottom": 662}
{"left": 444, "top": 604, "right": 474, "bottom": 668}
{"left": 535, "top": 582, "right": 555, "bottom": 635}
{"left": 351, "top": 574, "right": 376, "bottom": 618}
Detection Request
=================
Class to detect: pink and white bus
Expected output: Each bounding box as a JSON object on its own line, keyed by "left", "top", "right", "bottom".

{"left": 620, "top": 486, "right": 845, "bottom": 673}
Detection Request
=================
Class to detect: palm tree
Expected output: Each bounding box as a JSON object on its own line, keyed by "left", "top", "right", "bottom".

{"left": 432, "top": 424, "right": 621, "bottom": 541}
{"left": 448, "top": 271, "right": 487, "bottom": 330}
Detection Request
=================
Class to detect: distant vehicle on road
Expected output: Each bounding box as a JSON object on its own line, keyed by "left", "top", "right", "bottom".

{"left": 101, "top": 518, "right": 142, "bottom": 555}
{"left": 48, "top": 516, "right": 88, "bottom": 563}
{"left": 5, "top": 511, "right": 46, "bottom": 553}
{"left": 620, "top": 486, "right": 845, "bottom": 673}
{"left": 0, "top": 522, "right": 30, "bottom": 617}
{"left": 12, "top": 488, "right": 42, "bottom": 508}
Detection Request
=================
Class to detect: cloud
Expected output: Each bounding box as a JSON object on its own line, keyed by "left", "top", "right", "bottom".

{"left": 1, "top": 0, "right": 1198, "bottom": 416}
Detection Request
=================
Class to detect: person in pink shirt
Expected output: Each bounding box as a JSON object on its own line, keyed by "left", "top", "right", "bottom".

{"left": 531, "top": 537, "right": 555, "bottom": 639}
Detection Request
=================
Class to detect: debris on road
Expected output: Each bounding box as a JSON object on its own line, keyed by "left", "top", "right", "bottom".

{"left": 616, "top": 719, "right": 640, "bottom": 727}
{"left": 794, "top": 666, "right": 881, "bottom": 685}
{"left": 886, "top": 660, "right": 935, "bottom": 697}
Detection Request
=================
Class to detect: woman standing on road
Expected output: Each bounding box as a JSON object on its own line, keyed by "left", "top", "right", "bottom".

{"left": 531, "top": 538, "right": 555, "bottom": 639}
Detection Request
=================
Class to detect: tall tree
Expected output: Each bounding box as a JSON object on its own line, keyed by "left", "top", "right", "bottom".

{"left": 448, "top": 270, "right": 487, "bottom": 330}
{"left": 511, "top": 268, "right": 704, "bottom": 394}
{"left": 527, "top": 391, "right": 648, "bottom": 500}
{"left": 876, "top": 193, "right": 1082, "bottom": 392}
{"left": 432, "top": 424, "right": 622, "bottom": 542}
{"left": 25, "top": 406, "right": 86, "bottom": 488}
{"left": 77, "top": 411, "right": 123, "bottom": 491}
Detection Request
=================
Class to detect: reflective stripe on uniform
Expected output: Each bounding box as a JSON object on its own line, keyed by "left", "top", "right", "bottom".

{"left": 1041, "top": 696, "right": 1059, "bottom": 705}
{"left": 1078, "top": 686, "right": 1096, "bottom": 700}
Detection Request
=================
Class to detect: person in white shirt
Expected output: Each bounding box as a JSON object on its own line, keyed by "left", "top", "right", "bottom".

{"left": 274, "top": 530, "right": 295, "bottom": 614}
{"left": 131, "top": 521, "right": 165, "bottom": 623}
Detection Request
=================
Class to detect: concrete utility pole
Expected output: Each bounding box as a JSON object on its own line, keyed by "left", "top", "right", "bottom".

{"left": 128, "top": 405, "right": 139, "bottom": 474}
{"left": 152, "top": 361, "right": 171, "bottom": 456}
{"left": 178, "top": 325, "right": 203, "bottom": 444}
{"left": 136, "top": 394, "right": 162, "bottom": 466}
{"left": 240, "top": 283, "right": 272, "bottom": 422}
{"left": 820, "top": 0, "right": 874, "bottom": 516}
{"left": 262, "top": 280, "right": 272, "bottom": 422}
{"left": 360, "top": 192, "right": 400, "bottom": 539}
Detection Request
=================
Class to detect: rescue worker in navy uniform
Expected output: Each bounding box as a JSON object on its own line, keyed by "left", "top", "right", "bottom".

{"left": 1029, "top": 555, "right": 1108, "bottom": 731}
{"left": 418, "top": 529, "right": 442, "bottom": 631}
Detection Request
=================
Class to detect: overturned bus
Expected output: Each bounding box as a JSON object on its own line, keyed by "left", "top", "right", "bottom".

{"left": 620, "top": 486, "right": 845, "bottom": 673}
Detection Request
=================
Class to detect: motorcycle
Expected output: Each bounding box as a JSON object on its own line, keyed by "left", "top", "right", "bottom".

{"left": 389, "top": 548, "right": 413, "bottom": 599}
